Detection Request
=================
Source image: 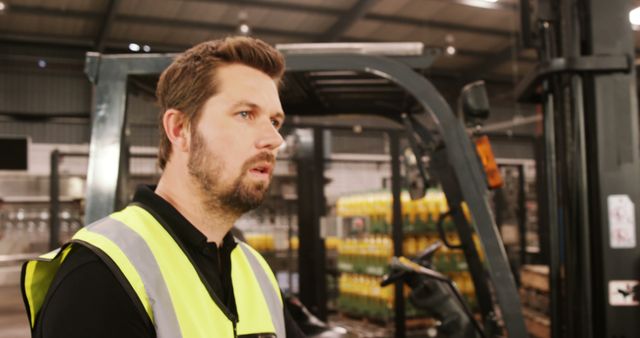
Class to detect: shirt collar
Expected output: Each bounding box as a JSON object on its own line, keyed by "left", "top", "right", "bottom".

{"left": 131, "top": 184, "right": 237, "bottom": 252}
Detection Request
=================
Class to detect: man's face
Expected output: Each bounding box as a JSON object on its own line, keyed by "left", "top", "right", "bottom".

{"left": 187, "top": 63, "right": 285, "bottom": 215}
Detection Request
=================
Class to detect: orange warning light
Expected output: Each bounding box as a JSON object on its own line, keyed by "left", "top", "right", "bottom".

{"left": 475, "top": 135, "right": 503, "bottom": 189}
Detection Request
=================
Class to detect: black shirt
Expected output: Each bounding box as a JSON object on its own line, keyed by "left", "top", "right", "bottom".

{"left": 34, "top": 185, "right": 304, "bottom": 338}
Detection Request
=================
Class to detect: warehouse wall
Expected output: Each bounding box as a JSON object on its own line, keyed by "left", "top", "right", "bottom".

{"left": 126, "top": 93, "right": 161, "bottom": 147}
{"left": 0, "top": 65, "right": 91, "bottom": 144}
{"left": 0, "top": 119, "right": 89, "bottom": 145}
{"left": 0, "top": 68, "right": 90, "bottom": 115}
{"left": 0, "top": 64, "right": 162, "bottom": 147}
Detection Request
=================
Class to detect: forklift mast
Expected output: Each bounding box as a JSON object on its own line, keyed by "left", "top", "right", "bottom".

{"left": 518, "top": 0, "right": 640, "bottom": 337}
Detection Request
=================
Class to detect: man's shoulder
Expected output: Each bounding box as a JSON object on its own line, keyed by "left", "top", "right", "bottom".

{"left": 36, "top": 244, "right": 155, "bottom": 337}
{"left": 46, "top": 244, "right": 116, "bottom": 297}
{"left": 61, "top": 244, "right": 102, "bottom": 266}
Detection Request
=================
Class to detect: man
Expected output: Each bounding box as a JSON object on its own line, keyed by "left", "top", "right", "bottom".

{"left": 22, "top": 36, "right": 304, "bottom": 338}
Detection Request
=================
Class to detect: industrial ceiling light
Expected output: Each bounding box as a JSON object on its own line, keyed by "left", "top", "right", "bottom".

{"left": 37, "top": 59, "right": 47, "bottom": 69}
{"left": 128, "top": 43, "right": 140, "bottom": 52}
{"left": 239, "top": 23, "right": 251, "bottom": 35}
{"left": 237, "top": 11, "right": 251, "bottom": 35}
{"left": 142, "top": 44, "right": 151, "bottom": 52}
{"left": 0, "top": 1, "right": 7, "bottom": 13}
{"left": 445, "top": 46, "right": 457, "bottom": 56}
{"left": 457, "top": 0, "right": 501, "bottom": 9}
{"left": 630, "top": 6, "right": 640, "bottom": 28}
{"left": 444, "top": 34, "right": 456, "bottom": 56}
{"left": 276, "top": 42, "right": 424, "bottom": 56}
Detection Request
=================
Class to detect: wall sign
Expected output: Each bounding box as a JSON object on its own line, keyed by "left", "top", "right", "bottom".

{"left": 609, "top": 280, "right": 639, "bottom": 306}
{"left": 608, "top": 195, "right": 636, "bottom": 249}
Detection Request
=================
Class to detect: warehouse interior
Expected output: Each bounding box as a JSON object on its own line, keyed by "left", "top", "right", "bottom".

{"left": 1, "top": 0, "right": 639, "bottom": 337}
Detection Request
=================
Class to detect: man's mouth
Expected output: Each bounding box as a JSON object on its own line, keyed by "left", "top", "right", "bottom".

{"left": 248, "top": 163, "right": 273, "bottom": 178}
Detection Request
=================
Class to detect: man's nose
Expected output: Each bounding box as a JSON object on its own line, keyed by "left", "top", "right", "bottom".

{"left": 255, "top": 120, "right": 284, "bottom": 151}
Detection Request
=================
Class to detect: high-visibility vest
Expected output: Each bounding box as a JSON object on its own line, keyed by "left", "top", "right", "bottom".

{"left": 22, "top": 204, "right": 285, "bottom": 338}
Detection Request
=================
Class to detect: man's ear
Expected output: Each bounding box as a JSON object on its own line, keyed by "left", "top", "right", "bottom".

{"left": 162, "top": 109, "right": 190, "bottom": 153}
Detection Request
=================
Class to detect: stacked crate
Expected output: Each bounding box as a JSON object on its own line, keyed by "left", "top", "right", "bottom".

{"left": 520, "top": 265, "right": 550, "bottom": 338}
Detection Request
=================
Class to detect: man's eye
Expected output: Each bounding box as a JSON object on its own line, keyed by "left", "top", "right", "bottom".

{"left": 239, "top": 111, "right": 250, "bottom": 119}
{"left": 271, "top": 119, "right": 281, "bottom": 128}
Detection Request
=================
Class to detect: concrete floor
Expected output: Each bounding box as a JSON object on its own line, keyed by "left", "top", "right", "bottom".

{"left": 0, "top": 285, "right": 30, "bottom": 338}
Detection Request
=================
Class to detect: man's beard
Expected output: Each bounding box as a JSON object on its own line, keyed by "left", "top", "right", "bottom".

{"left": 187, "top": 129, "right": 275, "bottom": 215}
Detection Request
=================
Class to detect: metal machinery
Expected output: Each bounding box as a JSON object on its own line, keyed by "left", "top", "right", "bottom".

{"left": 82, "top": 44, "right": 528, "bottom": 338}
{"left": 518, "top": 0, "right": 640, "bottom": 337}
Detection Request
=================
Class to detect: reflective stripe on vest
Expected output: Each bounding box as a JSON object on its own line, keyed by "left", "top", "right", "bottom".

{"left": 235, "top": 244, "right": 285, "bottom": 338}
{"left": 22, "top": 205, "right": 285, "bottom": 338}
{"left": 79, "top": 216, "right": 182, "bottom": 337}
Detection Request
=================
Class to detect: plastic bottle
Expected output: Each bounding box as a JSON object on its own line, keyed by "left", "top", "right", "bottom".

{"left": 417, "top": 235, "right": 430, "bottom": 254}
{"left": 363, "top": 236, "right": 373, "bottom": 271}
{"left": 382, "top": 193, "right": 392, "bottom": 232}
{"left": 426, "top": 192, "right": 439, "bottom": 231}
{"left": 416, "top": 196, "right": 428, "bottom": 232}
{"left": 343, "top": 238, "right": 352, "bottom": 269}
{"left": 404, "top": 236, "right": 418, "bottom": 257}
{"left": 436, "top": 244, "right": 450, "bottom": 271}
{"left": 337, "top": 273, "right": 344, "bottom": 310}
{"left": 435, "top": 193, "right": 451, "bottom": 230}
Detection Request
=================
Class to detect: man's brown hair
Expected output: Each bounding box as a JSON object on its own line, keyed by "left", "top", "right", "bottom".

{"left": 155, "top": 36, "right": 285, "bottom": 170}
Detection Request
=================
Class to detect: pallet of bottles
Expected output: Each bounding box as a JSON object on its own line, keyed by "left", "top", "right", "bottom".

{"left": 519, "top": 265, "right": 550, "bottom": 338}
{"left": 246, "top": 234, "right": 341, "bottom": 254}
{"left": 335, "top": 189, "right": 484, "bottom": 278}
{"left": 336, "top": 234, "right": 481, "bottom": 289}
{"left": 337, "top": 272, "right": 477, "bottom": 323}
{"left": 336, "top": 189, "right": 472, "bottom": 235}
{"left": 335, "top": 189, "right": 481, "bottom": 323}
{"left": 336, "top": 233, "right": 483, "bottom": 271}
{"left": 336, "top": 272, "right": 423, "bottom": 322}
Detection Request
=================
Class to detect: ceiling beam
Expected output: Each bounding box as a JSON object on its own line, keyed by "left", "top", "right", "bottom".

{"left": 0, "top": 39, "right": 88, "bottom": 60}
{"left": 9, "top": 4, "right": 102, "bottom": 19}
{"left": 320, "top": 0, "right": 380, "bottom": 42}
{"left": 116, "top": 14, "right": 317, "bottom": 40}
{"left": 464, "top": 43, "right": 525, "bottom": 78}
{"left": 0, "top": 32, "right": 93, "bottom": 48}
{"left": 9, "top": 4, "right": 316, "bottom": 41}
{"left": 199, "top": 0, "right": 519, "bottom": 16}
{"left": 201, "top": 0, "right": 517, "bottom": 39}
{"left": 364, "top": 13, "right": 513, "bottom": 38}
{"left": 95, "top": 0, "right": 121, "bottom": 52}
{"left": 190, "top": 0, "right": 342, "bottom": 15}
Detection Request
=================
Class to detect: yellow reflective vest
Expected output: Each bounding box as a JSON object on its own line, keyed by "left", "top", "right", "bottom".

{"left": 22, "top": 204, "right": 285, "bottom": 338}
